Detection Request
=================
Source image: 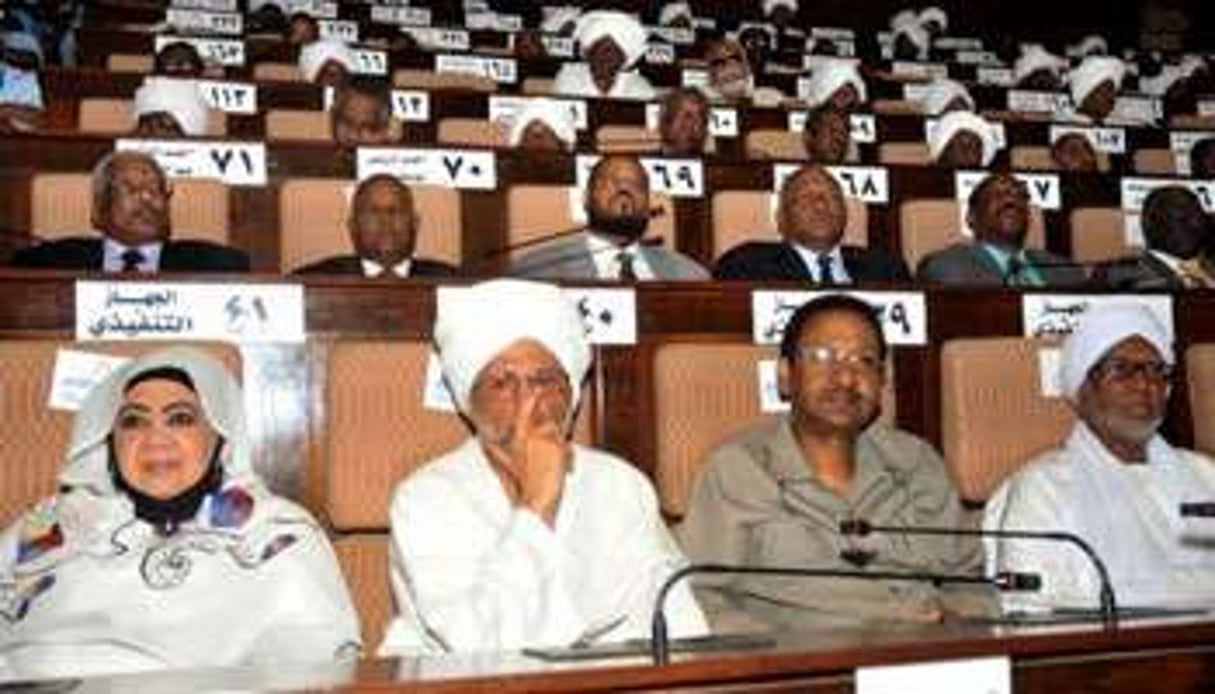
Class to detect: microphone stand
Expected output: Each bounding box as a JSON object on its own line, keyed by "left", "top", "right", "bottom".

{"left": 841, "top": 520, "right": 1118, "bottom": 629}
{"left": 649, "top": 562, "right": 1039, "bottom": 665}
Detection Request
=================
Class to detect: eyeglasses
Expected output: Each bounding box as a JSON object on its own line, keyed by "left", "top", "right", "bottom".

{"left": 1091, "top": 358, "right": 1174, "bottom": 384}
{"left": 794, "top": 344, "right": 883, "bottom": 374}
{"left": 708, "top": 54, "right": 744, "bottom": 69}
{"left": 474, "top": 367, "right": 568, "bottom": 397}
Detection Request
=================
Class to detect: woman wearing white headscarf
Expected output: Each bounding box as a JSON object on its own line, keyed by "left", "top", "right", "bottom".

{"left": 0, "top": 347, "right": 360, "bottom": 682}
{"left": 985, "top": 304, "right": 1215, "bottom": 613}
{"left": 552, "top": 11, "right": 656, "bottom": 101}
{"left": 132, "top": 76, "right": 212, "bottom": 137}
{"left": 379, "top": 279, "right": 706, "bottom": 655}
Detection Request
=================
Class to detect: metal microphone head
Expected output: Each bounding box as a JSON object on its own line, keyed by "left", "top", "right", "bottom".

{"left": 838, "top": 519, "right": 872, "bottom": 536}
{"left": 994, "top": 571, "right": 1042, "bottom": 592}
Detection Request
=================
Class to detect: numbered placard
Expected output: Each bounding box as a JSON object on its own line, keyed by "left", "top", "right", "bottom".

{"left": 1007, "top": 90, "right": 1069, "bottom": 114}
{"left": 576, "top": 154, "right": 704, "bottom": 198}
{"left": 357, "top": 148, "right": 498, "bottom": 190}
{"left": 645, "top": 42, "right": 676, "bottom": 65}
{"left": 405, "top": 27, "right": 470, "bottom": 51}
{"left": 435, "top": 54, "right": 517, "bottom": 84}
{"left": 642, "top": 103, "right": 738, "bottom": 138}
{"left": 170, "top": 0, "right": 236, "bottom": 12}
{"left": 196, "top": 80, "right": 257, "bottom": 114}
{"left": 752, "top": 290, "right": 927, "bottom": 345}
{"left": 565, "top": 287, "right": 637, "bottom": 345}
{"left": 1021, "top": 294, "right": 1174, "bottom": 340}
{"left": 976, "top": 67, "right": 1014, "bottom": 87}
{"left": 390, "top": 89, "right": 431, "bottom": 122}
{"left": 955, "top": 170, "right": 1060, "bottom": 236}
{"left": 318, "top": 19, "right": 359, "bottom": 43}
{"left": 773, "top": 164, "right": 890, "bottom": 204}
{"left": 370, "top": 5, "right": 431, "bottom": 26}
{"left": 489, "top": 95, "right": 588, "bottom": 131}
{"left": 1049, "top": 125, "right": 1126, "bottom": 154}
{"left": 164, "top": 8, "right": 242, "bottom": 35}
{"left": 115, "top": 139, "right": 267, "bottom": 186}
{"left": 540, "top": 35, "right": 575, "bottom": 58}
{"left": 351, "top": 49, "right": 389, "bottom": 76}
{"left": 891, "top": 62, "right": 949, "bottom": 80}
{"left": 154, "top": 35, "right": 244, "bottom": 66}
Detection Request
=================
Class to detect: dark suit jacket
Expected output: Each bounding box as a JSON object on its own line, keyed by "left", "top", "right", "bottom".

{"left": 1090, "top": 252, "right": 1187, "bottom": 290}
{"left": 11, "top": 237, "right": 250, "bottom": 272}
{"left": 292, "top": 254, "right": 459, "bottom": 277}
{"left": 916, "top": 243, "right": 1087, "bottom": 287}
{"left": 713, "top": 241, "right": 912, "bottom": 283}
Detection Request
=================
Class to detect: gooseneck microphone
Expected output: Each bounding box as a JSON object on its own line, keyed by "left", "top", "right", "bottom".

{"left": 479, "top": 206, "right": 667, "bottom": 260}
{"left": 839, "top": 518, "right": 1118, "bottom": 629}
{"left": 649, "top": 562, "right": 1041, "bottom": 665}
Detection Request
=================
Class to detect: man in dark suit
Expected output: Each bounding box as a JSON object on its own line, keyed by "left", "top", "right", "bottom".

{"left": 917, "top": 172, "right": 1086, "bottom": 287}
{"left": 1093, "top": 186, "right": 1214, "bottom": 290}
{"left": 293, "top": 174, "right": 458, "bottom": 278}
{"left": 12, "top": 151, "right": 250, "bottom": 273}
{"left": 714, "top": 164, "right": 910, "bottom": 283}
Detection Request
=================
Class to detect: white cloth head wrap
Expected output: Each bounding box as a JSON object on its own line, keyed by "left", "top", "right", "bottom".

{"left": 919, "top": 78, "right": 974, "bottom": 116}
{"left": 928, "top": 110, "right": 998, "bottom": 166}
{"left": 1072, "top": 34, "right": 1108, "bottom": 58}
{"left": 891, "top": 19, "right": 930, "bottom": 60}
{"left": 802, "top": 59, "right": 867, "bottom": 107}
{"left": 574, "top": 11, "right": 649, "bottom": 68}
{"left": 1060, "top": 304, "right": 1173, "bottom": 399}
{"left": 762, "top": 0, "right": 798, "bottom": 16}
{"left": 2, "top": 30, "right": 44, "bottom": 65}
{"left": 508, "top": 98, "right": 577, "bottom": 150}
{"left": 659, "top": 2, "right": 693, "bottom": 26}
{"left": 889, "top": 9, "right": 917, "bottom": 31}
{"left": 541, "top": 6, "right": 582, "bottom": 34}
{"left": 298, "top": 38, "right": 355, "bottom": 82}
{"left": 133, "top": 77, "right": 210, "bottom": 136}
{"left": 59, "top": 346, "right": 254, "bottom": 495}
{"left": 918, "top": 6, "right": 948, "bottom": 33}
{"left": 1068, "top": 55, "right": 1126, "bottom": 106}
{"left": 1014, "top": 44, "right": 1068, "bottom": 84}
{"left": 434, "top": 279, "right": 590, "bottom": 413}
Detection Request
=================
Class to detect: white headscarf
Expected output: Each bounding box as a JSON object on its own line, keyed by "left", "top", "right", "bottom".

{"left": 297, "top": 38, "right": 355, "bottom": 82}
{"left": 574, "top": 10, "right": 649, "bottom": 68}
{"left": 1068, "top": 55, "right": 1125, "bottom": 107}
{"left": 658, "top": 2, "right": 693, "bottom": 26}
{"left": 59, "top": 346, "right": 254, "bottom": 495}
{"left": 540, "top": 6, "right": 582, "bottom": 34}
{"left": 891, "top": 19, "right": 930, "bottom": 61}
{"left": 1059, "top": 304, "right": 1173, "bottom": 399}
{"left": 762, "top": 0, "right": 798, "bottom": 16}
{"left": 918, "top": 6, "right": 948, "bottom": 33}
{"left": 928, "top": 110, "right": 998, "bottom": 166}
{"left": 508, "top": 99, "right": 577, "bottom": 150}
{"left": 2, "top": 30, "right": 44, "bottom": 66}
{"left": 1014, "top": 44, "right": 1068, "bottom": 85}
{"left": 434, "top": 279, "right": 591, "bottom": 414}
{"left": 919, "top": 78, "right": 974, "bottom": 116}
{"left": 801, "top": 58, "right": 866, "bottom": 107}
{"left": 132, "top": 77, "right": 211, "bottom": 136}
{"left": 1071, "top": 34, "right": 1108, "bottom": 58}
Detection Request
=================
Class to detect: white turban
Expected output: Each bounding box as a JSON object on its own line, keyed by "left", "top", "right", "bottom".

{"left": 1014, "top": 44, "right": 1068, "bottom": 85}
{"left": 891, "top": 19, "right": 930, "bottom": 60}
{"left": 802, "top": 59, "right": 867, "bottom": 107}
{"left": 762, "top": 0, "right": 798, "bottom": 16}
{"left": 658, "top": 2, "right": 693, "bottom": 26}
{"left": 508, "top": 98, "right": 577, "bottom": 150}
{"left": 298, "top": 38, "right": 355, "bottom": 82}
{"left": 1071, "top": 34, "right": 1108, "bottom": 58}
{"left": 919, "top": 78, "right": 974, "bottom": 116}
{"left": 2, "top": 30, "right": 44, "bottom": 65}
{"left": 889, "top": 9, "right": 918, "bottom": 31}
{"left": 434, "top": 279, "right": 591, "bottom": 413}
{"left": 1059, "top": 304, "right": 1172, "bottom": 399}
{"left": 541, "top": 6, "right": 582, "bottom": 34}
{"left": 928, "top": 110, "right": 998, "bottom": 166}
{"left": 574, "top": 11, "right": 649, "bottom": 68}
{"left": 918, "top": 6, "right": 948, "bottom": 33}
{"left": 1068, "top": 55, "right": 1125, "bottom": 107}
{"left": 133, "top": 77, "right": 211, "bottom": 136}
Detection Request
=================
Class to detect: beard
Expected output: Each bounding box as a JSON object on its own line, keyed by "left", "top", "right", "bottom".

{"left": 588, "top": 208, "right": 649, "bottom": 242}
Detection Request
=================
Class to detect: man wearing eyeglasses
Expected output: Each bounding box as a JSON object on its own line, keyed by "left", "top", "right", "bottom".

{"left": 679, "top": 294, "right": 994, "bottom": 631}
{"left": 986, "top": 304, "right": 1215, "bottom": 613}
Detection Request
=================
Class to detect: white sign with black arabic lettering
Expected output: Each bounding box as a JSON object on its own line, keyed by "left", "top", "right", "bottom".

{"left": 170, "top": 0, "right": 236, "bottom": 13}
{"left": 318, "top": 19, "right": 358, "bottom": 43}
{"left": 154, "top": 35, "right": 244, "bottom": 66}
{"left": 575, "top": 154, "right": 703, "bottom": 198}
{"left": 352, "top": 49, "right": 389, "bottom": 76}
{"left": 926, "top": 117, "right": 1007, "bottom": 150}
{"left": 465, "top": 11, "right": 521, "bottom": 31}
{"left": 165, "top": 8, "right": 242, "bottom": 35}
{"left": 391, "top": 90, "right": 431, "bottom": 122}
{"left": 195, "top": 80, "right": 257, "bottom": 114}
{"left": 490, "top": 95, "right": 587, "bottom": 131}
{"left": 1021, "top": 294, "right": 1174, "bottom": 340}
{"left": 785, "top": 112, "right": 876, "bottom": 144}
{"left": 370, "top": 5, "right": 431, "bottom": 26}
{"left": 891, "top": 62, "right": 949, "bottom": 80}
{"left": 773, "top": 164, "right": 890, "bottom": 205}
{"left": 680, "top": 68, "right": 709, "bottom": 88}
{"left": 1111, "top": 95, "right": 1161, "bottom": 124}
{"left": 650, "top": 26, "right": 695, "bottom": 45}
{"left": 357, "top": 148, "right": 497, "bottom": 190}
{"left": 435, "top": 54, "right": 517, "bottom": 84}
{"left": 976, "top": 67, "right": 1014, "bottom": 87}
{"left": 954, "top": 170, "right": 1059, "bottom": 237}
{"left": 642, "top": 103, "right": 737, "bottom": 138}
{"left": 752, "top": 290, "right": 927, "bottom": 346}
{"left": 115, "top": 139, "right": 267, "bottom": 186}
{"left": 284, "top": 0, "right": 336, "bottom": 18}
{"left": 645, "top": 42, "right": 676, "bottom": 65}
{"left": 1007, "top": 90, "right": 1069, "bottom": 114}
{"left": 540, "top": 35, "right": 575, "bottom": 58}
{"left": 406, "top": 27, "right": 470, "bottom": 51}
{"left": 76, "top": 282, "right": 305, "bottom": 344}
{"left": 1050, "top": 125, "right": 1126, "bottom": 154}
{"left": 564, "top": 287, "right": 637, "bottom": 345}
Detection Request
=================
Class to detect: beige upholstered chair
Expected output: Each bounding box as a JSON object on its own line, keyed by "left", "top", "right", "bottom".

{"left": 505, "top": 185, "right": 676, "bottom": 251}
{"left": 436, "top": 117, "right": 507, "bottom": 148}
{"left": 1070, "top": 207, "right": 1130, "bottom": 265}
{"left": 710, "top": 190, "right": 868, "bottom": 260}
{"left": 1187, "top": 344, "right": 1215, "bottom": 457}
{"left": 879, "top": 142, "right": 932, "bottom": 166}
{"left": 265, "top": 109, "right": 331, "bottom": 142}
{"left": 899, "top": 199, "right": 1046, "bottom": 271}
{"left": 1132, "top": 148, "right": 1176, "bottom": 176}
{"left": 333, "top": 534, "right": 395, "bottom": 649}
{"left": 78, "top": 98, "right": 227, "bottom": 137}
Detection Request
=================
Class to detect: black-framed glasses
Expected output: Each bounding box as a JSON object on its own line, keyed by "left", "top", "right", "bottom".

{"left": 1091, "top": 357, "right": 1174, "bottom": 384}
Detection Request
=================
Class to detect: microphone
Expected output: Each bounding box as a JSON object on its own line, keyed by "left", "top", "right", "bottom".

{"left": 840, "top": 518, "right": 1118, "bottom": 628}
{"left": 649, "top": 562, "right": 1040, "bottom": 665}
{"left": 478, "top": 206, "right": 666, "bottom": 261}
{"left": 1179, "top": 502, "right": 1215, "bottom": 517}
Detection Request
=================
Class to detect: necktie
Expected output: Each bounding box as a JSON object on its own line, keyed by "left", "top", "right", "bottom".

{"left": 120, "top": 248, "right": 145, "bottom": 273}
{"left": 817, "top": 254, "right": 836, "bottom": 285}
{"left": 1003, "top": 254, "right": 1023, "bottom": 286}
{"left": 616, "top": 251, "right": 637, "bottom": 281}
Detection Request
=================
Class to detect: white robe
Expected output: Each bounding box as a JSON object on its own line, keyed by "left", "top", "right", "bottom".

{"left": 985, "top": 422, "right": 1215, "bottom": 613}
{"left": 552, "top": 63, "right": 657, "bottom": 101}
{"left": 379, "top": 438, "right": 707, "bottom": 655}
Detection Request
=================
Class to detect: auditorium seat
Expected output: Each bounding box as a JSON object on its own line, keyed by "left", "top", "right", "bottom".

{"left": 744, "top": 129, "right": 804, "bottom": 160}
{"left": 899, "top": 199, "right": 1046, "bottom": 271}
{"left": 711, "top": 190, "right": 868, "bottom": 260}
{"left": 78, "top": 97, "right": 228, "bottom": 137}
{"left": 393, "top": 69, "right": 497, "bottom": 92}
{"left": 505, "top": 185, "right": 676, "bottom": 252}
{"left": 1069, "top": 207, "right": 1130, "bottom": 264}
{"left": 265, "top": 109, "right": 331, "bottom": 142}
{"left": 879, "top": 141, "right": 932, "bottom": 166}
{"left": 595, "top": 124, "right": 662, "bottom": 154}
{"left": 1010, "top": 145, "right": 1111, "bottom": 173}
{"left": 106, "top": 53, "right": 153, "bottom": 73}
{"left": 31, "top": 173, "right": 231, "bottom": 247}
{"left": 1132, "top": 148, "right": 1176, "bottom": 176}
{"left": 332, "top": 533, "right": 396, "bottom": 649}
{"left": 939, "top": 337, "right": 1073, "bottom": 502}
{"left": 277, "top": 178, "right": 463, "bottom": 272}
{"left": 520, "top": 77, "right": 555, "bottom": 95}
{"left": 253, "top": 62, "right": 303, "bottom": 82}
{"left": 1187, "top": 343, "right": 1215, "bottom": 457}
{"left": 436, "top": 117, "right": 506, "bottom": 148}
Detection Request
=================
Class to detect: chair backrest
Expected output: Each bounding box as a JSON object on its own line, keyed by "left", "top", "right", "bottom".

{"left": 265, "top": 109, "right": 331, "bottom": 142}
{"left": 744, "top": 129, "right": 804, "bottom": 160}
{"left": 899, "top": 199, "right": 1046, "bottom": 271}
{"left": 436, "top": 117, "right": 506, "bottom": 148}
{"left": 278, "top": 178, "right": 462, "bottom": 272}
{"left": 710, "top": 190, "right": 868, "bottom": 260}
{"left": 107, "top": 53, "right": 153, "bottom": 73}
{"left": 1168, "top": 114, "right": 1215, "bottom": 129}
{"left": 595, "top": 125, "right": 662, "bottom": 154}
{"left": 1187, "top": 343, "right": 1215, "bottom": 457}
{"left": 879, "top": 142, "right": 932, "bottom": 166}
{"left": 520, "top": 77, "right": 555, "bottom": 95}
{"left": 939, "top": 337, "right": 1074, "bottom": 502}
{"left": 333, "top": 533, "right": 394, "bottom": 651}
{"left": 31, "top": 173, "right": 230, "bottom": 246}
{"left": 1009, "top": 145, "right": 1110, "bottom": 173}
{"left": 0, "top": 340, "right": 240, "bottom": 528}
{"left": 318, "top": 338, "right": 594, "bottom": 532}
{"left": 871, "top": 99, "right": 921, "bottom": 116}
{"left": 1069, "top": 207, "right": 1130, "bottom": 264}
{"left": 252, "top": 62, "right": 303, "bottom": 82}
{"left": 78, "top": 98, "right": 227, "bottom": 137}
{"left": 393, "top": 69, "right": 497, "bottom": 92}
{"left": 505, "top": 185, "right": 676, "bottom": 251}
{"left": 651, "top": 341, "right": 896, "bottom": 519}
{"left": 1133, "top": 148, "right": 1176, "bottom": 176}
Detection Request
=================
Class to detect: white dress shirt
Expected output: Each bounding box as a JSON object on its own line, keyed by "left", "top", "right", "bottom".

{"left": 587, "top": 233, "right": 655, "bottom": 280}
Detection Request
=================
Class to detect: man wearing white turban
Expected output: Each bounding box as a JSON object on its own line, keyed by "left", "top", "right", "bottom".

{"left": 1063, "top": 55, "right": 1126, "bottom": 124}
{"left": 1013, "top": 44, "right": 1068, "bottom": 90}
{"left": 508, "top": 98, "right": 577, "bottom": 151}
{"left": 552, "top": 11, "right": 656, "bottom": 100}
{"left": 927, "top": 110, "right": 999, "bottom": 168}
{"left": 297, "top": 38, "right": 355, "bottom": 86}
{"left": 132, "top": 76, "right": 212, "bottom": 137}
{"left": 917, "top": 78, "right": 975, "bottom": 117}
{"left": 379, "top": 279, "right": 707, "bottom": 655}
{"left": 985, "top": 304, "right": 1215, "bottom": 613}
{"left": 800, "top": 58, "right": 866, "bottom": 111}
